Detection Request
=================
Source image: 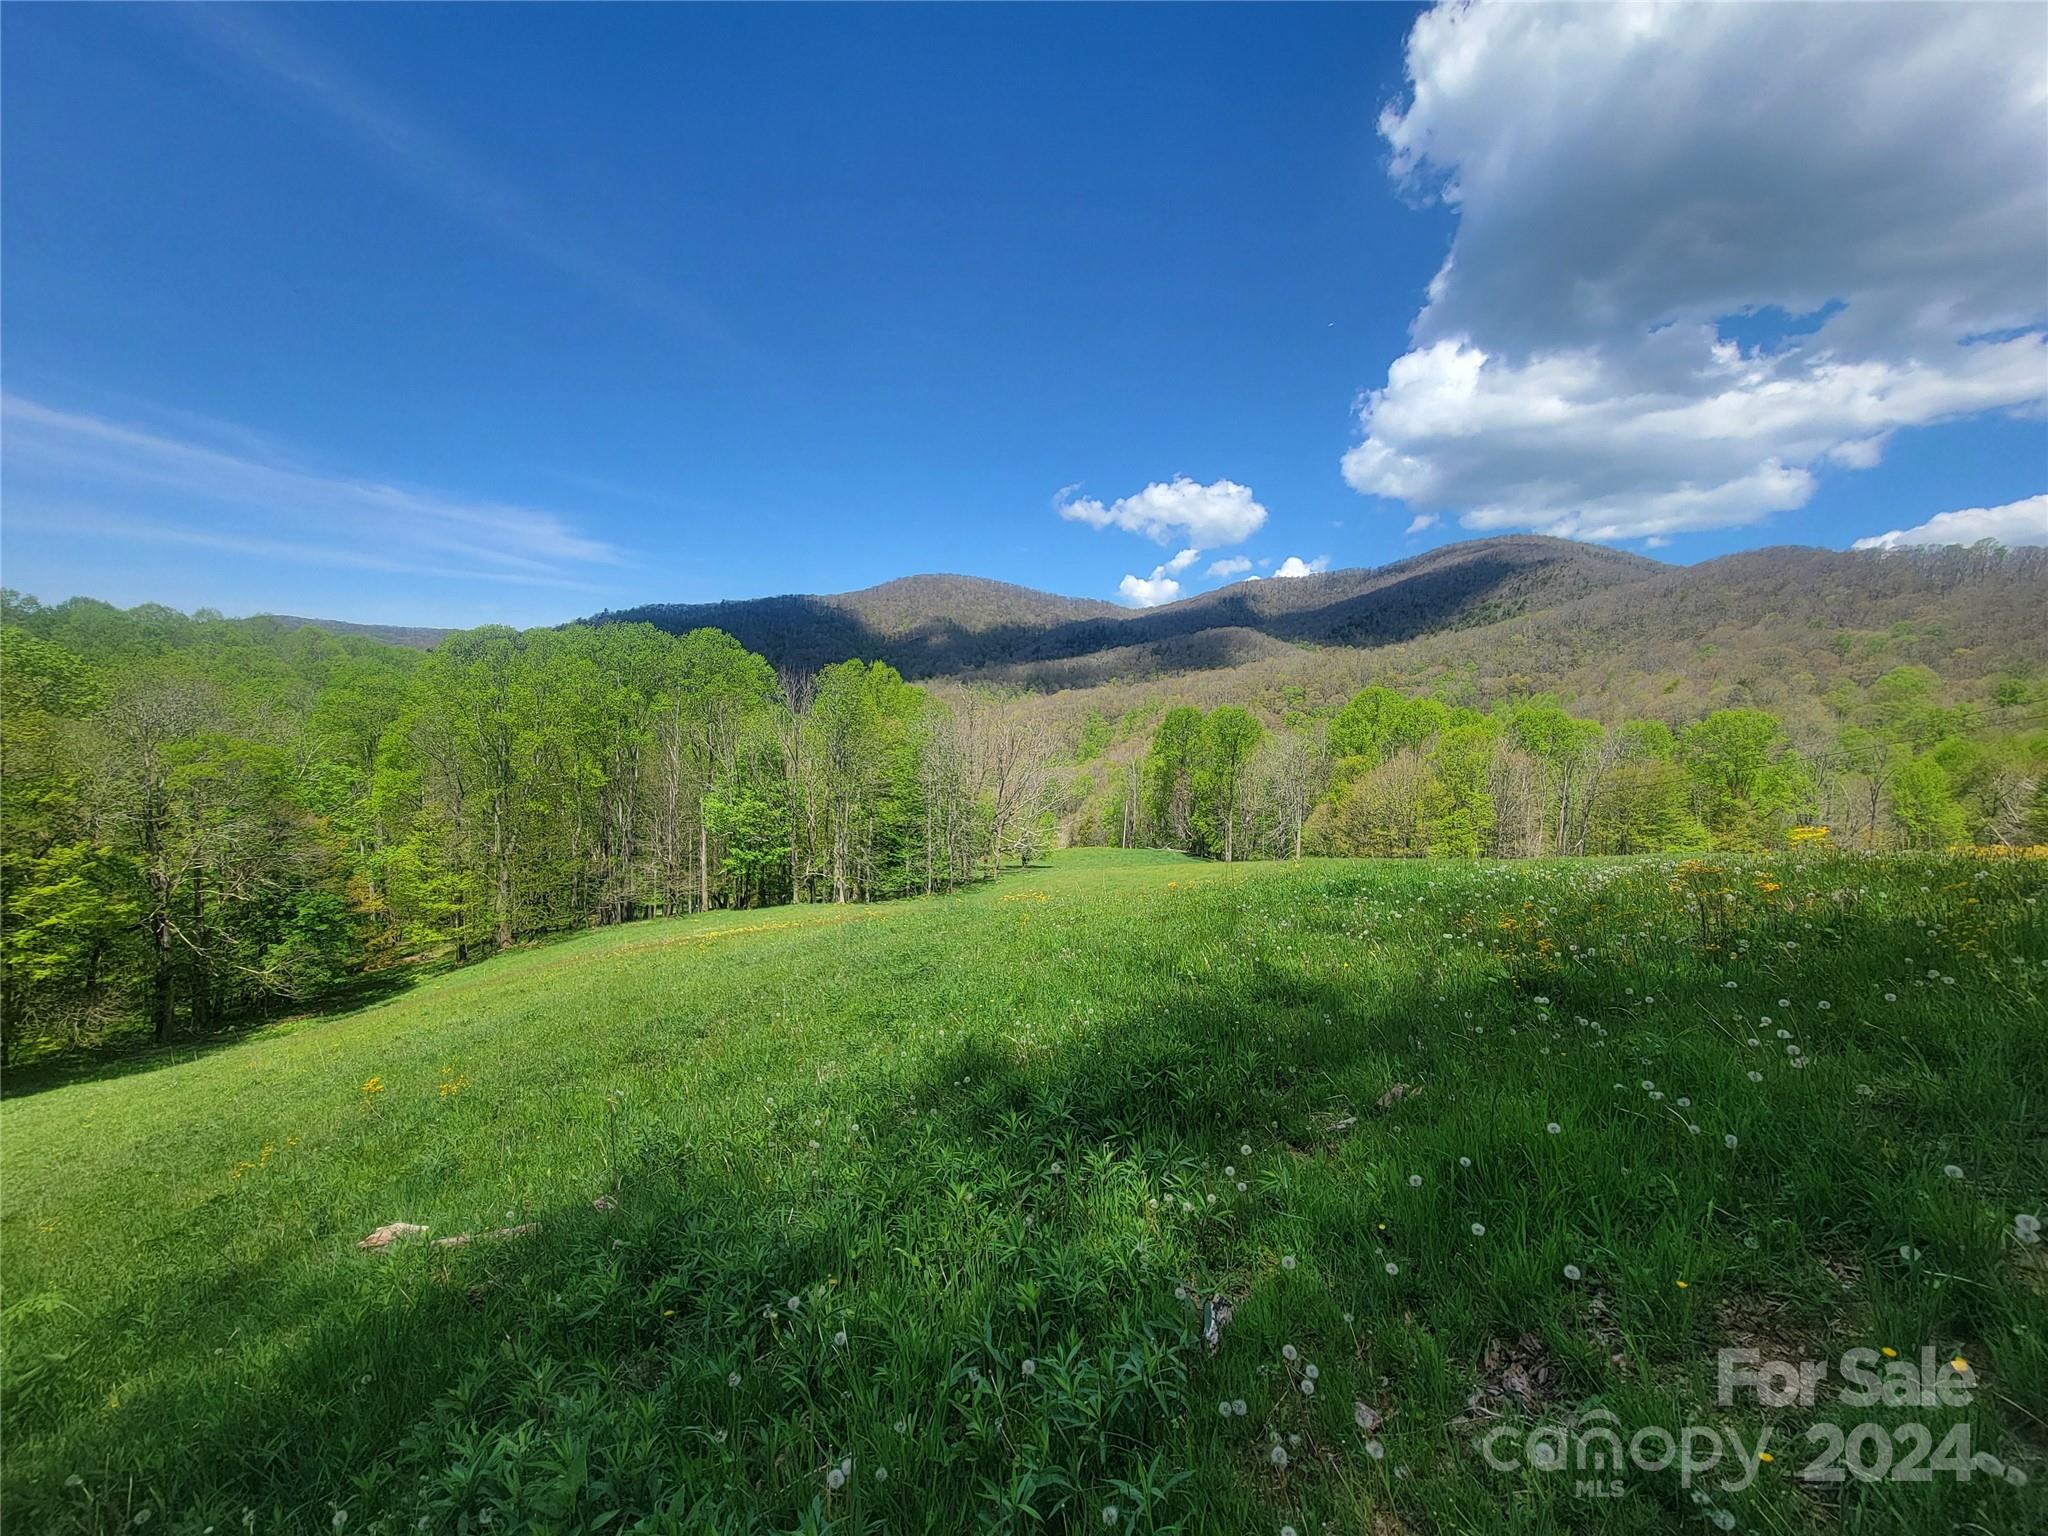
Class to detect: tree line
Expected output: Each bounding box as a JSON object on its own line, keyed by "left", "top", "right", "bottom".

{"left": 5, "top": 592, "right": 2040, "bottom": 1063}
{"left": 0, "top": 596, "right": 1060, "bottom": 1062}
{"left": 1085, "top": 669, "right": 2044, "bottom": 864}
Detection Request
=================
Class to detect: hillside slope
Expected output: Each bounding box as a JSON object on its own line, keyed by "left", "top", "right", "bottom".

{"left": 4, "top": 848, "right": 2041, "bottom": 1531}
{"left": 972, "top": 541, "right": 2048, "bottom": 717}
{"left": 261, "top": 614, "right": 452, "bottom": 650}
{"left": 590, "top": 536, "right": 1665, "bottom": 677}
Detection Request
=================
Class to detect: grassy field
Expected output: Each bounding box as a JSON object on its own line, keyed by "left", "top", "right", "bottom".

{"left": 2, "top": 847, "right": 2044, "bottom": 1535}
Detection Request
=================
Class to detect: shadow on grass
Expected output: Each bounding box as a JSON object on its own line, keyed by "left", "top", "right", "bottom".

{"left": 0, "top": 966, "right": 434, "bottom": 1103}
{"left": 6, "top": 902, "right": 1412, "bottom": 1526}
{"left": 8, "top": 870, "right": 2036, "bottom": 1533}
{"left": 0, "top": 864, "right": 1079, "bottom": 1105}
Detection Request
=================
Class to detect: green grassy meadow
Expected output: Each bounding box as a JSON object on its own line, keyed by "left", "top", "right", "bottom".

{"left": 3, "top": 848, "right": 2044, "bottom": 1535}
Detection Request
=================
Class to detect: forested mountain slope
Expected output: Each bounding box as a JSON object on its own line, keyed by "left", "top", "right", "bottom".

{"left": 242, "top": 536, "right": 2041, "bottom": 708}
{"left": 968, "top": 542, "right": 2048, "bottom": 714}
{"left": 589, "top": 536, "right": 1663, "bottom": 677}
{"left": 260, "top": 615, "right": 451, "bottom": 650}
{"left": 589, "top": 574, "right": 1125, "bottom": 675}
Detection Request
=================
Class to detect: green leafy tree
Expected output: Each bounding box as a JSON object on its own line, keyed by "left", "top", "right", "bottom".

{"left": 1199, "top": 707, "right": 1263, "bottom": 862}
{"left": 1144, "top": 707, "right": 1206, "bottom": 849}
{"left": 1680, "top": 709, "right": 1812, "bottom": 849}
{"left": 1885, "top": 750, "right": 1968, "bottom": 848}
{"left": 1425, "top": 721, "right": 1499, "bottom": 857}
{"left": 1328, "top": 687, "right": 1445, "bottom": 769}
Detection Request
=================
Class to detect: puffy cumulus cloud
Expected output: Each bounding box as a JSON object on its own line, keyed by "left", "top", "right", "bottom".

{"left": 1206, "top": 555, "right": 1253, "bottom": 577}
{"left": 1853, "top": 494, "right": 2048, "bottom": 551}
{"left": 1404, "top": 513, "right": 1439, "bottom": 535}
{"left": 1272, "top": 555, "right": 1329, "bottom": 578}
{"left": 1059, "top": 476, "right": 1268, "bottom": 548}
{"left": 1346, "top": 2, "right": 2048, "bottom": 541}
{"left": 1118, "top": 547, "right": 1199, "bottom": 607}
{"left": 1118, "top": 572, "right": 1181, "bottom": 607}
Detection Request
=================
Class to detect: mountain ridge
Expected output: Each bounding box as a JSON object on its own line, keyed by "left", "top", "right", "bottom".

{"left": 257, "top": 535, "right": 2046, "bottom": 701}
{"left": 588, "top": 535, "right": 1667, "bottom": 677}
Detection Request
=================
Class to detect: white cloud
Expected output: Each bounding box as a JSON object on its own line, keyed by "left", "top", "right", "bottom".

{"left": 1116, "top": 546, "right": 1205, "bottom": 606}
{"left": 1058, "top": 476, "right": 1268, "bottom": 547}
{"left": 1206, "top": 555, "right": 1253, "bottom": 577}
{"left": 1852, "top": 494, "right": 2048, "bottom": 551}
{"left": 1404, "top": 513, "right": 1439, "bottom": 535}
{"left": 1118, "top": 572, "right": 1181, "bottom": 607}
{"left": 1272, "top": 555, "right": 1329, "bottom": 579}
{"left": 1346, "top": 2, "right": 2048, "bottom": 541}
{"left": 0, "top": 393, "right": 621, "bottom": 587}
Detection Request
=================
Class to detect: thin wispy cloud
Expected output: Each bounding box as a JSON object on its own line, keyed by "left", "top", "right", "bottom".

{"left": 0, "top": 393, "right": 622, "bottom": 591}
{"left": 170, "top": 6, "right": 750, "bottom": 357}
{"left": 4, "top": 505, "right": 609, "bottom": 592}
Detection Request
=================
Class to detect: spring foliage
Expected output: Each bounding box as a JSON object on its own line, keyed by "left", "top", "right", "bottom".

{"left": 0, "top": 596, "right": 1059, "bottom": 1061}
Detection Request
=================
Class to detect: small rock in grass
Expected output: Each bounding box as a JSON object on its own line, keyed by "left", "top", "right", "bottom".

{"left": 357, "top": 1222, "right": 430, "bottom": 1251}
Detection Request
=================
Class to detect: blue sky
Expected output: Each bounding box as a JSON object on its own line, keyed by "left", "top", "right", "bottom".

{"left": 3, "top": 3, "right": 2043, "bottom": 626}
